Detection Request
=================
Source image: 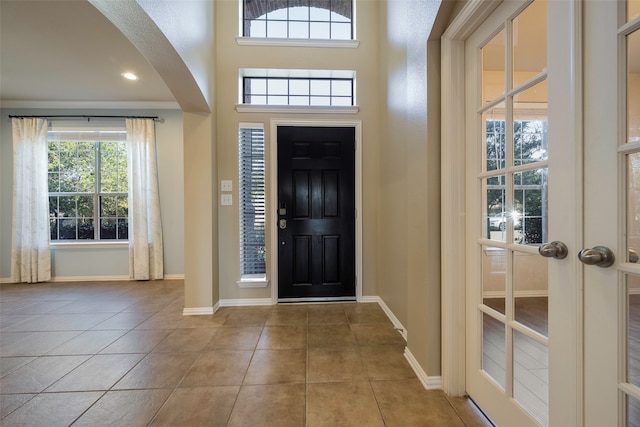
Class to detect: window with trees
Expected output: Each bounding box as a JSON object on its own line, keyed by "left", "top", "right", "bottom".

{"left": 243, "top": 76, "right": 354, "bottom": 106}
{"left": 485, "top": 118, "right": 548, "bottom": 244}
{"left": 48, "top": 128, "right": 128, "bottom": 241}
{"left": 242, "top": 0, "right": 353, "bottom": 40}
{"left": 239, "top": 125, "right": 266, "bottom": 277}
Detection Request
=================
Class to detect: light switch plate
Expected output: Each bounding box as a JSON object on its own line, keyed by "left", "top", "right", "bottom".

{"left": 221, "top": 180, "right": 232, "bottom": 192}
{"left": 221, "top": 194, "right": 232, "bottom": 206}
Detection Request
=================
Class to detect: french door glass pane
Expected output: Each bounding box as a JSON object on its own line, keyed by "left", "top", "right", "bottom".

{"left": 627, "top": 30, "right": 640, "bottom": 144}
{"left": 514, "top": 253, "right": 548, "bottom": 337}
{"left": 483, "top": 246, "right": 506, "bottom": 314}
{"left": 483, "top": 312, "right": 506, "bottom": 389}
{"left": 514, "top": 169, "right": 547, "bottom": 245}
{"left": 484, "top": 105, "right": 506, "bottom": 171}
{"left": 513, "top": 81, "right": 548, "bottom": 166}
{"left": 482, "top": 28, "right": 506, "bottom": 105}
{"left": 628, "top": 275, "right": 640, "bottom": 387}
{"left": 629, "top": 0, "right": 640, "bottom": 22}
{"left": 628, "top": 393, "right": 640, "bottom": 427}
{"left": 484, "top": 175, "right": 507, "bottom": 242}
{"left": 514, "top": 329, "right": 549, "bottom": 426}
{"left": 628, "top": 153, "right": 640, "bottom": 262}
{"left": 512, "top": 0, "right": 547, "bottom": 88}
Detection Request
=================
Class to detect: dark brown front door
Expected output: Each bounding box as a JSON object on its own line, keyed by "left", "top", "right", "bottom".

{"left": 277, "top": 126, "right": 355, "bottom": 300}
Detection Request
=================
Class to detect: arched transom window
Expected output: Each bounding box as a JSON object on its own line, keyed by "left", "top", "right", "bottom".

{"left": 243, "top": 0, "right": 353, "bottom": 40}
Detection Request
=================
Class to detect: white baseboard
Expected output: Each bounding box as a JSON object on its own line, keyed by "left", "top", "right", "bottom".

{"left": 404, "top": 347, "right": 443, "bottom": 390}
{"left": 0, "top": 277, "right": 14, "bottom": 284}
{"left": 362, "top": 296, "right": 408, "bottom": 341}
{"left": 51, "top": 275, "right": 130, "bottom": 282}
{"left": 219, "top": 298, "right": 273, "bottom": 307}
{"left": 164, "top": 274, "right": 185, "bottom": 280}
{"left": 183, "top": 306, "right": 215, "bottom": 316}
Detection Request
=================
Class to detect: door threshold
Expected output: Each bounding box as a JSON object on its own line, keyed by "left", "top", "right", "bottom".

{"left": 278, "top": 296, "right": 356, "bottom": 303}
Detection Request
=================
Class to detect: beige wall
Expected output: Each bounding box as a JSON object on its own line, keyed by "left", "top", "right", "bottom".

{"left": 378, "top": 0, "right": 442, "bottom": 376}
{"left": 214, "top": 0, "right": 381, "bottom": 300}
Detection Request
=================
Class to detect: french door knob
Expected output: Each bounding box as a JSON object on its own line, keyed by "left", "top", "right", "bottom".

{"left": 538, "top": 241, "right": 568, "bottom": 259}
{"left": 578, "top": 246, "right": 615, "bottom": 268}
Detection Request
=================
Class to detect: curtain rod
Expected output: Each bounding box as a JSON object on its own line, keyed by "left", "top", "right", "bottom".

{"left": 8, "top": 115, "right": 160, "bottom": 121}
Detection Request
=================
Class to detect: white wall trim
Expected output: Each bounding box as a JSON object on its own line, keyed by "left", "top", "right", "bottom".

{"left": 219, "top": 298, "right": 274, "bottom": 307}
{"left": 0, "top": 100, "right": 180, "bottom": 110}
{"left": 269, "top": 119, "right": 363, "bottom": 304}
{"left": 164, "top": 274, "right": 185, "bottom": 280}
{"left": 236, "top": 279, "right": 270, "bottom": 288}
{"left": 183, "top": 306, "right": 215, "bottom": 316}
{"left": 236, "top": 37, "right": 360, "bottom": 49}
{"left": 50, "top": 275, "right": 131, "bottom": 282}
{"left": 236, "top": 105, "right": 359, "bottom": 114}
{"left": 364, "top": 296, "right": 408, "bottom": 341}
{"left": 440, "top": 0, "right": 502, "bottom": 398}
{"left": 404, "top": 347, "right": 443, "bottom": 390}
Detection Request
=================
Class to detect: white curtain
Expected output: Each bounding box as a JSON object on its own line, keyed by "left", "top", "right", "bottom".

{"left": 11, "top": 118, "right": 51, "bottom": 283}
{"left": 126, "top": 118, "right": 164, "bottom": 280}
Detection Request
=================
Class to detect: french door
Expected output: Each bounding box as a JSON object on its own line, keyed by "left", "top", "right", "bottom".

{"left": 464, "top": 0, "right": 640, "bottom": 425}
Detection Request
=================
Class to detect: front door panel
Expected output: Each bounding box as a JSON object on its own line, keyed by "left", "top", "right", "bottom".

{"left": 277, "top": 126, "right": 355, "bottom": 300}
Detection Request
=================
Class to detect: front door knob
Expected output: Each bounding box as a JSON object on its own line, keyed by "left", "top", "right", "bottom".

{"left": 578, "top": 246, "right": 615, "bottom": 268}
{"left": 538, "top": 241, "right": 569, "bottom": 259}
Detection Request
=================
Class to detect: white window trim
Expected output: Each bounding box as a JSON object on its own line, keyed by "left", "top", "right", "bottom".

{"left": 236, "top": 105, "right": 359, "bottom": 114}
{"left": 50, "top": 241, "right": 128, "bottom": 250}
{"left": 236, "top": 37, "right": 360, "bottom": 48}
{"left": 237, "top": 274, "right": 269, "bottom": 288}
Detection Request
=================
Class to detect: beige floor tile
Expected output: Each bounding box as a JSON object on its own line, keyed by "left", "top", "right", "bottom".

{"left": 91, "top": 312, "right": 152, "bottom": 330}
{"left": 221, "top": 307, "right": 271, "bottom": 326}
{"left": 266, "top": 306, "right": 308, "bottom": 326}
{"left": 114, "top": 352, "right": 199, "bottom": 389}
{"left": 46, "top": 353, "right": 145, "bottom": 392}
{"left": 0, "top": 393, "right": 34, "bottom": 418}
{"left": 180, "top": 350, "right": 253, "bottom": 387}
{"left": 308, "top": 324, "right": 356, "bottom": 347}
{"left": 2, "top": 313, "right": 114, "bottom": 332}
{"left": 343, "top": 303, "right": 390, "bottom": 324}
{"left": 4, "top": 300, "right": 74, "bottom": 315}
{"left": 0, "top": 331, "right": 81, "bottom": 356}
{"left": 0, "top": 355, "right": 89, "bottom": 393}
{"left": 351, "top": 323, "right": 406, "bottom": 346}
{"left": 371, "top": 379, "right": 466, "bottom": 427}
{"left": 152, "top": 327, "right": 217, "bottom": 353}
{"left": 49, "top": 299, "right": 135, "bottom": 313}
{"left": 257, "top": 325, "right": 307, "bottom": 349}
{"left": 100, "top": 328, "right": 172, "bottom": 353}
{"left": 308, "top": 305, "right": 349, "bottom": 325}
{"left": 308, "top": 346, "right": 367, "bottom": 383}
{"left": 228, "top": 383, "right": 305, "bottom": 427}
{"left": 204, "top": 326, "right": 262, "bottom": 350}
{"left": 151, "top": 386, "right": 239, "bottom": 426}
{"left": 0, "top": 356, "right": 35, "bottom": 378}
{"left": 74, "top": 389, "right": 172, "bottom": 427}
{"left": 134, "top": 311, "right": 185, "bottom": 329}
{"left": 243, "top": 349, "right": 306, "bottom": 385}
{"left": 359, "top": 345, "right": 416, "bottom": 380}
{"left": 46, "top": 330, "right": 127, "bottom": 355}
{"left": 0, "top": 391, "right": 102, "bottom": 427}
{"left": 446, "top": 395, "right": 496, "bottom": 427}
{"left": 306, "top": 381, "right": 385, "bottom": 427}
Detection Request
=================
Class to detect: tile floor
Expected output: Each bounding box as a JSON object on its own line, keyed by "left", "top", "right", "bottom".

{"left": 0, "top": 279, "right": 492, "bottom": 426}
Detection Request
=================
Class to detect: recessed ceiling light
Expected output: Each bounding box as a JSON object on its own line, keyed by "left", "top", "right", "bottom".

{"left": 121, "top": 72, "right": 139, "bottom": 81}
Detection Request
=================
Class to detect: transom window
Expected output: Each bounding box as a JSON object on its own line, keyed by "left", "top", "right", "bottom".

{"left": 243, "top": 77, "right": 354, "bottom": 106}
{"left": 48, "top": 128, "right": 128, "bottom": 241}
{"left": 242, "top": 0, "right": 353, "bottom": 40}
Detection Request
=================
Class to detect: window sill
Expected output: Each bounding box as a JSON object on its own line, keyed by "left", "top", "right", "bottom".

{"left": 236, "top": 37, "right": 360, "bottom": 49}
{"left": 51, "top": 241, "right": 128, "bottom": 250}
{"left": 235, "top": 105, "right": 359, "bottom": 114}
{"left": 237, "top": 277, "right": 270, "bottom": 288}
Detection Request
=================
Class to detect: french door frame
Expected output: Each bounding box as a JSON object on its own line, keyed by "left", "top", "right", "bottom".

{"left": 268, "top": 119, "right": 363, "bottom": 304}
{"left": 441, "top": 0, "right": 583, "bottom": 425}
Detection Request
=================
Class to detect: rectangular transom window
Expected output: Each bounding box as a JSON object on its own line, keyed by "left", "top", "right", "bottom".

{"left": 48, "top": 127, "right": 128, "bottom": 241}
{"left": 242, "top": 0, "right": 353, "bottom": 40}
{"left": 239, "top": 124, "right": 266, "bottom": 276}
{"left": 243, "top": 77, "right": 354, "bottom": 106}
